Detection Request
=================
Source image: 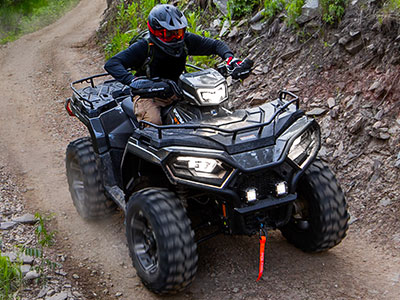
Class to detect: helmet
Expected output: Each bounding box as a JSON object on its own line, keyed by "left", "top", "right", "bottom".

{"left": 147, "top": 4, "right": 187, "bottom": 57}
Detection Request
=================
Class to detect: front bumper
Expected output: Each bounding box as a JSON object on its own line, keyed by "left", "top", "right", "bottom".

{"left": 234, "top": 193, "right": 296, "bottom": 214}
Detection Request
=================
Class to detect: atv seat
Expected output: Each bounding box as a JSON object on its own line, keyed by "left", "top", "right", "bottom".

{"left": 121, "top": 97, "right": 139, "bottom": 127}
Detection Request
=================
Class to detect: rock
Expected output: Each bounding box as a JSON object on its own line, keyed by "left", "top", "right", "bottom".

{"left": 56, "top": 269, "right": 67, "bottom": 276}
{"left": 0, "top": 221, "right": 17, "bottom": 230}
{"left": 228, "top": 26, "right": 239, "bottom": 38}
{"left": 372, "top": 121, "right": 383, "bottom": 130}
{"left": 250, "top": 9, "right": 265, "bottom": 23}
{"left": 72, "top": 291, "right": 83, "bottom": 297}
{"left": 21, "top": 254, "right": 34, "bottom": 265}
{"left": 368, "top": 81, "right": 381, "bottom": 91}
{"left": 72, "top": 273, "right": 80, "bottom": 279}
{"left": 237, "top": 19, "right": 246, "bottom": 27}
{"left": 348, "top": 214, "right": 358, "bottom": 225}
{"left": 37, "top": 287, "right": 49, "bottom": 298}
{"left": 306, "top": 107, "right": 327, "bottom": 116}
{"left": 2, "top": 252, "right": 17, "bottom": 262}
{"left": 330, "top": 106, "right": 340, "bottom": 119}
{"left": 212, "top": 19, "right": 221, "bottom": 28}
{"left": 297, "top": 0, "right": 319, "bottom": 25}
{"left": 349, "top": 116, "right": 365, "bottom": 134}
{"left": 250, "top": 22, "right": 263, "bottom": 33}
{"left": 12, "top": 213, "right": 36, "bottom": 224}
{"left": 24, "top": 270, "right": 40, "bottom": 281}
{"left": 374, "top": 109, "right": 384, "bottom": 120}
{"left": 379, "top": 198, "right": 392, "bottom": 207}
{"left": 219, "top": 20, "right": 230, "bottom": 37}
{"left": 327, "top": 97, "right": 336, "bottom": 108}
{"left": 349, "top": 30, "right": 361, "bottom": 39}
{"left": 213, "top": 0, "right": 228, "bottom": 15}
{"left": 280, "top": 48, "right": 301, "bottom": 60}
{"left": 378, "top": 132, "right": 390, "bottom": 140}
{"left": 345, "top": 95, "right": 358, "bottom": 109}
{"left": 395, "top": 152, "right": 400, "bottom": 169}
{"left": 232, "top": 287, "right": 239, "bottom": 293}
{"left": 116, "top": 292, "right": 123, "bottom": 297}
{"left": 20, "top": 265, "right": 31, "bottom": 276}
{"left": 345, "top": 39, "right": 364, "bottom": 55}
{"left": 46, "top": 292, "right": 68, "bottom": 300}
{"left": 339, "top": 36, "right": 352, "bottom": 46}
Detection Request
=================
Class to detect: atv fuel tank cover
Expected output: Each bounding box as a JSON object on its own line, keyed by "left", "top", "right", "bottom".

{"left": 179, "top": 68, "right": 226, "bottom": 88}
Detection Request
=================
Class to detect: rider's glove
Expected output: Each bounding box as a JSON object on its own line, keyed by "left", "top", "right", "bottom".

{"left": 226, "top": 57, "right": 253, "bottom": 80}
{"left": 129, "top": 78, "right": 174, "bottom": 99}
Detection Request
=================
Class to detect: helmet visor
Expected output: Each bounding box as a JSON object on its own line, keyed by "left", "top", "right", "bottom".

{"left": 148, "top": 21, "right": 185, "bottom": 43}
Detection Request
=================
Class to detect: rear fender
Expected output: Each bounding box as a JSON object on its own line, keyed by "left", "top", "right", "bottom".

{"left": 66, "top": 97, "right": 108, "bottom": 153}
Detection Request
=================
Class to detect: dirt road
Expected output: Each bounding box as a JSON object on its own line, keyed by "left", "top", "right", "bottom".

{"left": 0, "top": 1, "right": 399, "bottom": 299}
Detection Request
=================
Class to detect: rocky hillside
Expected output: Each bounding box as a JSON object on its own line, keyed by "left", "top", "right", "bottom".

{"left": 223, "top": 0, "right": 400, "bottom": 252}
{"left": 99, "top": 0, "right": 400, "bottom": 252}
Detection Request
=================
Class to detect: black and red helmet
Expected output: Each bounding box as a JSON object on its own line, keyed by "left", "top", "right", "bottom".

{"left": 147, "top": 4, "right": 187, "bottom": 57}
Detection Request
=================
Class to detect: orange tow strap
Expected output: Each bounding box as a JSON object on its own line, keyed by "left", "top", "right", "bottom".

{"left": 256, "top": 232, "right": 267, "bottom": 281}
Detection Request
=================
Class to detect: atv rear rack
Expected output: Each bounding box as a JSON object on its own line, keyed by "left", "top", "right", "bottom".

{"left": 140, "top": 91, "right": 299, "bottom": 142}
{"left": 70, "top": 73, "right": 114, "bottom": 109}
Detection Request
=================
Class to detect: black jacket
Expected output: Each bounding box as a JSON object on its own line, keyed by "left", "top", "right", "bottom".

{"left": 104, "top": 32, "right": 233, "bottom": 85}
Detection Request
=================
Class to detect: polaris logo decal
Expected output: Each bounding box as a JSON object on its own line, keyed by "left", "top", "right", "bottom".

{"left": 173, "top": 109, "right": 185, "bottom": 124}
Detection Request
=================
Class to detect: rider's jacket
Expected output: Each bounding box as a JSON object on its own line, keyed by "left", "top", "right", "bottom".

{"left": 104, "top": 32, "right": 233, "bottom": 85}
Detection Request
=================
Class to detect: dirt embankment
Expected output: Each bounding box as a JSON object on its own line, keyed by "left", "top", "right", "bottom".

{"left": 0, "top": 1, "right": 399, "bottom": 299}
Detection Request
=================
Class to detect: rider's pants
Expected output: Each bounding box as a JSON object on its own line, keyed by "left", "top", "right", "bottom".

{"left": 133, "top": 96, "right": 174, "bottom": 125}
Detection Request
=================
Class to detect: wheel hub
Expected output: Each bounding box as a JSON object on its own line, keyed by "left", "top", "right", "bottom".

{"left": 131, "top": 210, "right": 158, "bottom": 273}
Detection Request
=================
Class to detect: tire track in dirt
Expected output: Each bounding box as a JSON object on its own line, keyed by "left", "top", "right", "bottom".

{"left": 0, "top": 1, "right": 399, "bottom": 299}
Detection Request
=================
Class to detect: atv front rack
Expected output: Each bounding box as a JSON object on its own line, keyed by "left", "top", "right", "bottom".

{"left": 139, "top": 91, "right": 299, "bottom": 142}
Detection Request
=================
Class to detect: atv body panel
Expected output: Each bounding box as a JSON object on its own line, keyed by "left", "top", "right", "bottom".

{"left": 67, "top": 72, "right": 320, "bottom": 235}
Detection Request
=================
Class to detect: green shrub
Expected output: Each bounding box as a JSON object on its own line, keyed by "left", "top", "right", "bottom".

{"left": 263, "top": 0, "right": 286, "bottom": 20}
{"left": 0, "top": 0, "right": 80, "bottom": 44}
{"left": 285, "top": 0, "right": 304, "bottom": 27}
{"left": 186, "top": 11, "right": 219, "bottom": 68}
{"left": 321, "top": 0, "right": 346, "bottom": 25}
{"left": 105, "top": 0, "right": 168, "bottom": 59}
{"left": 227, "top": 0, "right": 260, "bottom": 19}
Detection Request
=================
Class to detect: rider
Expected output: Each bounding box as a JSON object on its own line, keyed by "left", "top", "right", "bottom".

{"left": 104, "top": 4, "right": 247, "bottom": 125}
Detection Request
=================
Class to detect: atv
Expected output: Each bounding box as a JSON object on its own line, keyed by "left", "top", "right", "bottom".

{"left": 65, "top": 60, "right": 349, "bottom": 294}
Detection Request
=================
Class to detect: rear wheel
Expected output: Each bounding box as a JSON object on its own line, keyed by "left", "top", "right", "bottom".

{"left": 281, "top": 160, "right": 349, "bottom": 252}
{"left": 66, "top": 137, "right": 115, "bottom": 219}
{"left": 126, "top": 188, "right": 198, "bottom": 294}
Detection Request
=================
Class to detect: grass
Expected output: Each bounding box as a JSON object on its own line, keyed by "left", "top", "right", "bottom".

{"left": 0, "top": 212, "right": 57, "bottom": 299}
{"left": 0, "top": 252, "right": 22, "bottom": 300}
{"left": 382, "top": 0, "right": 400, "bottom": 17}
{"left": 0, "top": 0, "right": 80, "bottom": 44}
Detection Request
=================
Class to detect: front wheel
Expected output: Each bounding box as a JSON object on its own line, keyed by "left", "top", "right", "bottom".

{"left": 280, "top": 160, "right": 349, "bottom": 252}
{"left": 126, "top": 188, "right": 198, "bottom": 294}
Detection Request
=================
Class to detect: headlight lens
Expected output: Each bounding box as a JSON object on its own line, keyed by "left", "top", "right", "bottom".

{"left": 288, "top": 129, "right": 319, "bottom": 168}
{"left": 197, "top": 83, "right": 227, "bottom": 105}
{"left": 167, "top": 156, "right": 233, "bottom": 187}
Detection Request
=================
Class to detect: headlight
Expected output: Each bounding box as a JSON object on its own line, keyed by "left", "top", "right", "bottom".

{"left": 167, "top": 156, "right": 233, "bottom": 187}
{"left": 288, "top": 128, "right": 320, "bottom": 168}
{"left": 196, "top": 83, "right": 227, "bottom": 105}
